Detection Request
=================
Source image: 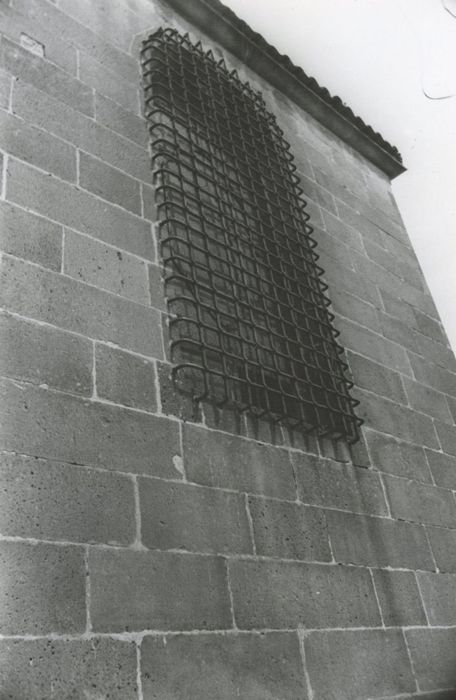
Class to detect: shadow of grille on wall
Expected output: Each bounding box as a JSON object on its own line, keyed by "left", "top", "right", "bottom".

{"left": 141, "top": 27, "right": 363, "bottom": 444}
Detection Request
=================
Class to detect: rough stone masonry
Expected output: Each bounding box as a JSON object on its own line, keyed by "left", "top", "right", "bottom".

{"left": 0, "top": 0, "right": 456, "bottom": 698}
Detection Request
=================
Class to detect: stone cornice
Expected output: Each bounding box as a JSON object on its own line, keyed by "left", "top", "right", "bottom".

{"left": 164, "top": 0, "right": 406, "bottom": 179}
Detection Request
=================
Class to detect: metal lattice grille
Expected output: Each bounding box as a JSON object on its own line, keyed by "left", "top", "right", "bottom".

{"left": 141, "top": 28, "right": 362, "bottom": 443}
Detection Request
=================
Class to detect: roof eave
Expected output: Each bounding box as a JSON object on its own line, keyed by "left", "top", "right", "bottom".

{"left": 164, "top": 0, "right": 406, "bottom": 179}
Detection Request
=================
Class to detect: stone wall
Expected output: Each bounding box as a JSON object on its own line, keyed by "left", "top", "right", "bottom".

{"left": 1, "top": 0, "right": 456, "bottom": 698}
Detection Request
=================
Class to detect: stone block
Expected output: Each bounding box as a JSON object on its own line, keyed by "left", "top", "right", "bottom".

{"left": 0, "top": 311, "right": 92, "bottom": 395}
{"left": 335, "top": 316, "right": 412, "bottom": 376}
{"left": 299, "top": 172, "right": 337, "bottom": 215}
{"left": 327, "top": 510, "right": 435, "bottom": 570}
{"left": 408, "top": 353, "right": 456, "bottom": 398}
{"left": 142, "top": 183, "right": 156, "bottom": 221}
{"left": 0, "top": 255, "right": 162, "bottom": 357}
{"left": 380, "top": 287, "right": 416, "bottom": 325}
{"left": 427, "top": 526, "right": 456, "bottom": 573}
{"left": 95, "top": 343, "right": 157, "bottom": 412}
{"left": 435, "top": 420, "right": 456, "bottom": 457}
{"left": 406, "top": 629, "right": 456, "bottom": 691}
{"left": 64, "top": 230, "right": 150, "bottom": 304}
{"left": 183, "top": 424, "right": 296, "bottom": 499}
{"left": 382, "top": 474, "right": 456, "bottom": 528}
{"left": 365, "top": 429, "right": 431, "bottom": 482}
{"left": 229, "top": 559, "right": 381, "bottom": 629}
{"left": 330, "top": 291, "right": 380, "bottom": 333}
{"left": 0, "top": 5, "right": 77, "bottom": 74}
{"left": 0, "top": 68, "right": 12, "bottom": 108}
{"left": 6, "top": 158, "right": 154, "bottom": 260}
{"left": 247, "top": 496, "right": 331, "bottom": 561}
{"left": 157, "top": 360, "right": 202, "bottom": 422}
{"left": 321, "top": 209, "right": 364, "bottom": 251}
{"left": 305, "top": 630, "right": 415, "bottom": 700}
{"left": 0, "top": 109, "right": 76, "bottom": 181}
{"left": 89, "top": 548, "right": 232, "bottom": 632}
{"left": 58, "top": 0, "right": 157, "bottom": 53}
{"left": 403, "top": 377, "right": 453, "bottom": 423}
{"left": 322, "top": 256, "right": 381, "bottom": 307}
{"left": 0, "top": 378, "right": 180, "bottom": 477}
{"left": 372, "top": 569, "right": 426, "bottom": 626}
{"left": 15, "top": 0, "right": 139, "bottom": 83}
{"left": 0, "top": 36, "right": 93, "bottom": 115}
{"left": 79, "top": 151, "right": 142, "bottom": 215}
{"left": 141, "top": 632, "right": 307, "bottom": 700}
{"left": 292, "top": 453, "right": 388, "bottom": 516}
{"left": 140, "top": 478, "right": 252, "bottom": 554}
{"left": 354, "top": 387, "right": 439, "bottom": 448}
{"left": 95, "top": 92, "right": 148, "bottom": 146}
{"left": 0, "top": 540, "right": 85, "bottom": 634}
{"left": 347, "top": 351, "right": 407, "bottom": 404}
{"left": 148, "top": 262, "right": 166, "bottom": 310}
{"left": 417, "top": 572, "right": 456, "bottom": 625}
{"left": 0, "top": 452, "right": 135, "bottom": 544}
{"left": 414, "top": 308, "right": 447, "bottom": 343}
{"left": 79, "top": 51, "right": 139, "bottom": 112}
{"left": 12, "top": 80, "right": 152, "bottom": 184}
{"left": 0, "top": 638, "right": 137, "bottom": 699}
{"left": 0, "top": 200, "right": 62, "bottom": 271}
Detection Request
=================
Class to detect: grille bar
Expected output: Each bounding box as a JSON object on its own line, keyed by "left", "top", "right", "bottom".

{"left": 141, "top": 28, "right": 362, "bottom": 443}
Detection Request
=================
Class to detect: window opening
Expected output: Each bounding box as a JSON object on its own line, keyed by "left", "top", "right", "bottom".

{"left": 141, "top": 28, "right": 362, "bottom": 444}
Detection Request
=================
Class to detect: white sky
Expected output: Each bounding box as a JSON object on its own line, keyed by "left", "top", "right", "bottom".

{"left": 221, "top": 0, "right": 456, "bottom": 351}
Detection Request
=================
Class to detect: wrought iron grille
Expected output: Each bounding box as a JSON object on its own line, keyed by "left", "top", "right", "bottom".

{"left": 141, "top": 28, "right": 362, "bottom": 443}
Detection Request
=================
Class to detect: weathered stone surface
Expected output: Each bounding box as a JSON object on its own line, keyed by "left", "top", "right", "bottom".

{"left": 354, "top": 387, "right": 439, "bottom": 448}
{"left": 95, "top": 92, "right": 148, "bottom": 146}
{"left": 417, "top": 572, "right": 456, "bottom": 625}
{"left": 305, "top": 630, "right": 415, "bottom": 700}
{"left": 0, "top": 68, "right": 12, "bottom": 109}
{"left": 336, "top": 316, "right": 412, "bottom": 375}
{"left": 0, "top": 109, "right": 76, "bottom": 181}
{"left": 0, "top": 200, "right": 62, "bottom": 271}
{"left": 0, "top": 36, "right": 93, "bottom": 115}
{"left": 426, "top": 450, "right": 456, "bottom": 490}
{"left": 0, "top": 452, "right": 135, "bottom": 544}
{"left": 0, "top": 540, "right": 85, "bottom": 634}
{"left": 366, "top": 429, "right": 432, "bottom": 482}
{"left": 406, "top": 629, "right": 456, "bottom": 692}
{"left": 292, "top": 453, "right": 388, "bottom": 515}
{"left": 79, "top": 51, "right": 139, "bottom": 111}
{"left": 347, "top": 351, "right": 407, "bottom": 404}
{"left": 372, "top": 569, "right": 426, "bottom": 626}
{"left": 95, "top": 343, "right": 157, "bottom": 411}
{"left": 89, "top": 549, "right": 232, "bottom": 632}
{"left": 427, "top": 525, "right": 456, "bottom": 573}
{"left": 0, "top": 378, "right": 180, "bottom": 477}
{"left": 140, "top": 479, "right": 252, "bottom": 554}
{"left": 79, "top": 151, "right": 142, "bottom": 215}
{"left": 0, "top": 311, "right": 92, "bottom": 396}
{"left": 248, "top": 496, "right": 331, "bottom": 561}
{"left": 327, "top": 510, "right": 435, "bottom": 570}
{"left": 435, "top": 420, "right": 456, "bottom": 457}
{"left": 0, "top": 638, "right": 137, "bottom": 699}
{"left": 7, "top": 157, "right": 154, "bottom": 260}
{"left": 184, "top": 424, "right": 296, "bottom": 499}
{"left": 64, "top": 230, "right": 150, "bottom": 304}
{"left": 403, "top": 376, "right": 453, "bottom": 423}
{"left": 0, "top": 255, "right": 162, "bottom": 357}
{"left": 141, "top": 632, "right": 307, "bottom": 700}
{"left": 13, "top": 80, "right": 152, "bottom": 182}
{"left": 382, "top": 474, "right": 456, "bottom": 528}
{"left": 229, "top": 559, "right": 381, "bottom": 629}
